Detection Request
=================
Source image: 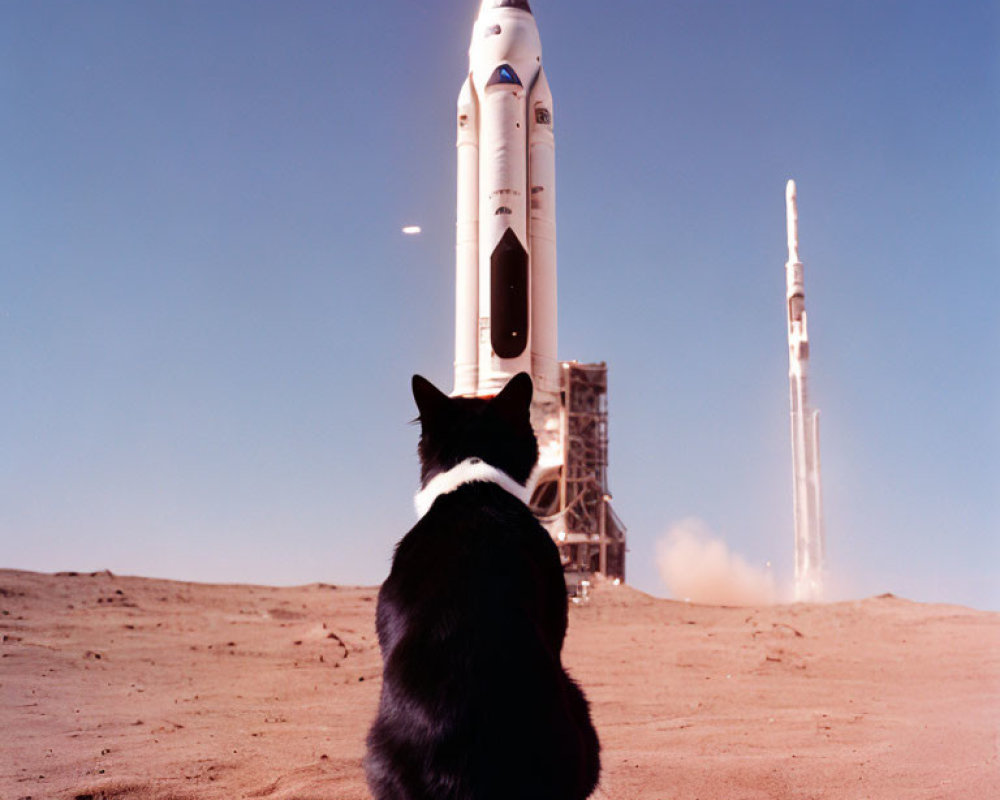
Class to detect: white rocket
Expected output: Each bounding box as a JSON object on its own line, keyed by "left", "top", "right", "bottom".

{"left": 453, "top": 0, "right": 559, "bottom": 401}
{"left": 785, "top": 180, "right": 825, "bottom": 602}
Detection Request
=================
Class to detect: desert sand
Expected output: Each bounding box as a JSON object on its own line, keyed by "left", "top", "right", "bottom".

{"left": 1, "top": 568, "right": 997, "bottom": 800}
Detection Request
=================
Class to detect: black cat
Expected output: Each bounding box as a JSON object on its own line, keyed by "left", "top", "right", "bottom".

{"left": 365, "top": 372, "right": 601, "bottom": 800}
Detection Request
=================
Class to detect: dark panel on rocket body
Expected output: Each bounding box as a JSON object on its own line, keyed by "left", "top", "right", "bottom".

{"left": 491, "top": 228, "right": 529, "bottom": 359}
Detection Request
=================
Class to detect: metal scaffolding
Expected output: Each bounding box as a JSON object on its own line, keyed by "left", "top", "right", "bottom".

{"left": 530, "top": 362, "right": 626, "bottom": 590}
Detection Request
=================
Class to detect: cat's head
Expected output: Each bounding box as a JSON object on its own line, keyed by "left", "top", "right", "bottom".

{"left": 411, "top": 372, "right": 537, "bottom": 488}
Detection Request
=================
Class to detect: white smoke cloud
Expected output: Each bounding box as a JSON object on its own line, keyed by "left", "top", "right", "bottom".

{"left": 656, "top": 518, "right": 777, "bottom": 607}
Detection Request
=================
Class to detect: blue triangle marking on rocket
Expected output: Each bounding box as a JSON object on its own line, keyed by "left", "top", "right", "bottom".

{"left": 486, "top": 64, "right": 522, "bottom": 88}
{"left": 491, "top": 0, "right": 532, "bottom": 12}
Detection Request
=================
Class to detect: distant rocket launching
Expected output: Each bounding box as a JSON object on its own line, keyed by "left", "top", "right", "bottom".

{"left": 785, "top": 180, "right": 825, "bottom": 602}
{"left": 453, "top": 0, "right": 558, "bottom": 401}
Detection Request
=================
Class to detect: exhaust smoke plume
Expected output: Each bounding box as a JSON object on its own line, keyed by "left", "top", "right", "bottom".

{"left": 656, "top": 518, "right": 777, "bottom": 606}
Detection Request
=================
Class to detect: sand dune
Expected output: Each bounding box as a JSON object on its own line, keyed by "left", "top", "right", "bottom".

{"left": 1, "top": 568, "right": 997, "bottom": 799}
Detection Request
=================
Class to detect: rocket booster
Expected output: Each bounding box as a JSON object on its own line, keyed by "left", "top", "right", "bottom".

{"left": 785, "top": 180, "right": 825, "bottom": 602}
{"left": 454, "top": 0, "right": 558, "bottom": 399}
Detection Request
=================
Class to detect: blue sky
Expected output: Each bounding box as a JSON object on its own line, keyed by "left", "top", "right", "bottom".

{"left": 2, "top": 1, "right": 997, "bottom": 609}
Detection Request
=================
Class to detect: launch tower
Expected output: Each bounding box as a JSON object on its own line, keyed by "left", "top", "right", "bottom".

{"left": 530, "top": 362, "right": 627, "bottom": 587}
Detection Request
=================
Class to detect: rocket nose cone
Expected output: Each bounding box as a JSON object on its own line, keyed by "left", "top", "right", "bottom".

{"left": 479, "top": 0, "right": 533, "bottom": 14}
{"left": 786, "top": 179, "right": 797, "bottom": 202}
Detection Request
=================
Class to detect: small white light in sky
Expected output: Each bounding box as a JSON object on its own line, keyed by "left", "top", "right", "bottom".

{"left": 402, "top": 225, "right": 422, "bottom": 235}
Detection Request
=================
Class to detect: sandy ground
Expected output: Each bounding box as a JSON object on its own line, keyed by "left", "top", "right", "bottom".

{"left": 1, "top": 569, "right": 997, "bottom": 800}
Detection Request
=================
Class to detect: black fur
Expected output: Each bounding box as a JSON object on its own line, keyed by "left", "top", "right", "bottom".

{"left": 365, "top": 373, "right": 601, "bottom": 800}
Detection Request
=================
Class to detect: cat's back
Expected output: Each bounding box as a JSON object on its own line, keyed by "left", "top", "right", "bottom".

{"left": 378, "top": 481, "right": 567, "bottom": 654}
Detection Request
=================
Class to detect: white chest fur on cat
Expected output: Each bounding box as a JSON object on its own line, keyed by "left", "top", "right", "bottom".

{"left": 413, "top": 457, "right": 535, "bottom": 520}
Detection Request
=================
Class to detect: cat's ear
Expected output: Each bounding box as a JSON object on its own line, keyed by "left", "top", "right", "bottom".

{"left": 412, "top": 375, "right": 451, "bottom": 427}
{"left": 489, "top": 372, "right": 533, "bottom": 428}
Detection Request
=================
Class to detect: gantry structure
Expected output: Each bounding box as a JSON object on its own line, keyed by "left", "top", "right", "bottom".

{"left": 530, "top": 362, "right": 626, "bottom": 589}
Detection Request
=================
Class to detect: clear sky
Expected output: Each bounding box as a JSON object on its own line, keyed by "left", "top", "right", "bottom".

{"left": 2, "top": 1, "right": 997, "bottom": 609}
